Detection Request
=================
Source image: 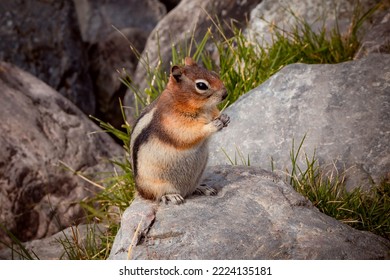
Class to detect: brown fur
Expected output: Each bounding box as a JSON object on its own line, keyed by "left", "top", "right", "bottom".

{"left": 130, "top": 57, "right": 229, "bottom": 203}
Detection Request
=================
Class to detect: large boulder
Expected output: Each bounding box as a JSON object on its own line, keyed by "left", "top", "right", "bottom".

{"left": 0, "top": 0, "right": 95, "bottom": 115}
{"left": 88, "top": 27, "right": 148, "bottom": 127}
{"left": 73, "top": 0, "right": 167, "bottom": 127}
{"left": 247, "top": 0, "right": 382, "bottom": 45}
{"left": 109, "top": 165, "right": 390, "bottom": 260}
{"left": 73, "top": 0, "right": 166, "bottom": 44}
{"left": 355, "top": 4, "right": 390, "bottom": 59}
{"left": 0, "top": 62, "right": 122, "bottom": 245}
{"left": 208, "top": 54, "right": 390, "bottom": 190}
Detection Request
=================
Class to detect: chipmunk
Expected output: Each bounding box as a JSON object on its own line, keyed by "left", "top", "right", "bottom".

{"left": 130, "top": 57, "right": 230, "bottom": 204}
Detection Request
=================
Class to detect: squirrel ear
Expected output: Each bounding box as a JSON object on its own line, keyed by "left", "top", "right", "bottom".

{"left": 171, "top": 65, "right": 182, "bottom": 82}
{"left": 184, "top": 57, "right": 197, "bottom": 66}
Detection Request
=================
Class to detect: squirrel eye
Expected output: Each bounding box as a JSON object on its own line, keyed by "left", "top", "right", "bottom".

{"left": 195, "top": 79, "right": 210, "bottom": 93}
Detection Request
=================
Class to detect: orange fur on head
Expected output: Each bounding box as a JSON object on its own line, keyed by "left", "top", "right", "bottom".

{"left": 185, "top": 57, "right": 197, "bottom": 66}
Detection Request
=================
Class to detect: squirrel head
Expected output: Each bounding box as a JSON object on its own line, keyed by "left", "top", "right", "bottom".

{"left": 166, "top": 57, "right": 228, "bottom": 109}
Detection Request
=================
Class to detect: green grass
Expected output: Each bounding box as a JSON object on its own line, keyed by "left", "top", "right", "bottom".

{"left": 124, "top": 3, "right": 379, "bottom": 109}
{"left": 56, "top": 102, "right": 136, "bottom": 259}
{"left": 288, "top": 136, "right": 390, "bottom": 239}
{"left": 215, "top": 2, "right": 379, "bottom": 106}
{"left": 221, "top": 134, "right": 390, "bottom": 240}
{"left": 60, "top": 139, "right": 135, "bottom": 259}
{"left": 54, "top": 224, "right": 108, "bottom": 260}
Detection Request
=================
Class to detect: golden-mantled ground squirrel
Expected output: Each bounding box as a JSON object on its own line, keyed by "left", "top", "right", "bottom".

{"left": 130, "top": 57, "right": 229, "bottom": 204}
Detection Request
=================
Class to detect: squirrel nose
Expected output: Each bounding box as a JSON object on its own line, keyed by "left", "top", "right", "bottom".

{"left": 221, "top": 89, "right": 228, "bottom": 100}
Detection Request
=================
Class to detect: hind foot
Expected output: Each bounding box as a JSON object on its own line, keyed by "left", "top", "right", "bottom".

{"left": 194, "top": 184, "right": 218, "bottom": 196}
{"left": 161, "top": 194, "right": 185, "bottom": 205}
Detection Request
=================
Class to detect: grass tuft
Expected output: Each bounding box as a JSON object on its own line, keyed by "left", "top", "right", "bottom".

{"left": 121, "top": 3, "right": 379, "bottom": 110}
{"left": 56, "top": 224, "right": 108, "bottom": 260}
{"left": 221, "top": 146, "right": 251, "bottom": 166}
{"left": 215, "top": 3, "right": 379, "bottom": 106}
{"left": 287, "top": 136, "right": 390, "bottom": 240}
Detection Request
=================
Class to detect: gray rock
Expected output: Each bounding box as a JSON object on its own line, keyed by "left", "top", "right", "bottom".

{"left": 0, "top": 224, "right": 106, "bottom": 260}
{"left": 89, "top": 27, "right": 148, "bottom": 127}
{"left": 73, "top": 0, "right": 166, "bottom": 127}
{"left": 208, "top": 54, "right": 390, "bottom": 189}
{"left": 124, "top": 0, "right": 262, "bottom": 113}
{"left": 355, "top": 5, "right": 390, "bottom": 59}
{"left": 109, "top": 198, "right": 158, "bottom": 260}
{"left": 0, "top": 62, "right": 122, "bottom": 245}
{"left": 73, "top": 0, "right": 166, "bottom": 44}
{"left": 0, "top": 0, "right": 95, "bottom": 115}
{"left": 247, "top": 0, "right": 381, "bottom": 45}
{"left": 109, "top": 166, "right": 390, "bottom": 260}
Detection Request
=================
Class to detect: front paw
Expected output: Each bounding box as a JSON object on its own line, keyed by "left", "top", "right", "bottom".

{"left": 212, "top": 114, "right": 230, "bottom": 130}
{"left": 219, "top": 113, "right": 230, "bottom": 127}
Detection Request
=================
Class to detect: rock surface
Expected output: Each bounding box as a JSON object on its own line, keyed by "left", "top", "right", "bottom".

{"left": 73, "top": 0, "right": 166, "bottom": 44}
{"left": 208, "top": 54, "right": 390, "bottom": 190}
{"left": 89, "top": 27, "right": 148, "bottom": 127}
{"left": 0, "top": 0, "right": 95, "bottom": 115}
{"left": 355, "top": 4, "right": 390, "bottom": 59}
{"left": 247, "top": 0, "right": 381, "bottom": 45}
{"left": 73, "top": 0, "right": 166, "bottom": 127}
{"left": 0, "top": 62, "right": 122, "bottom": 245}
{"left": 109, "top": 165, "right": 390, "bottom": 260}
